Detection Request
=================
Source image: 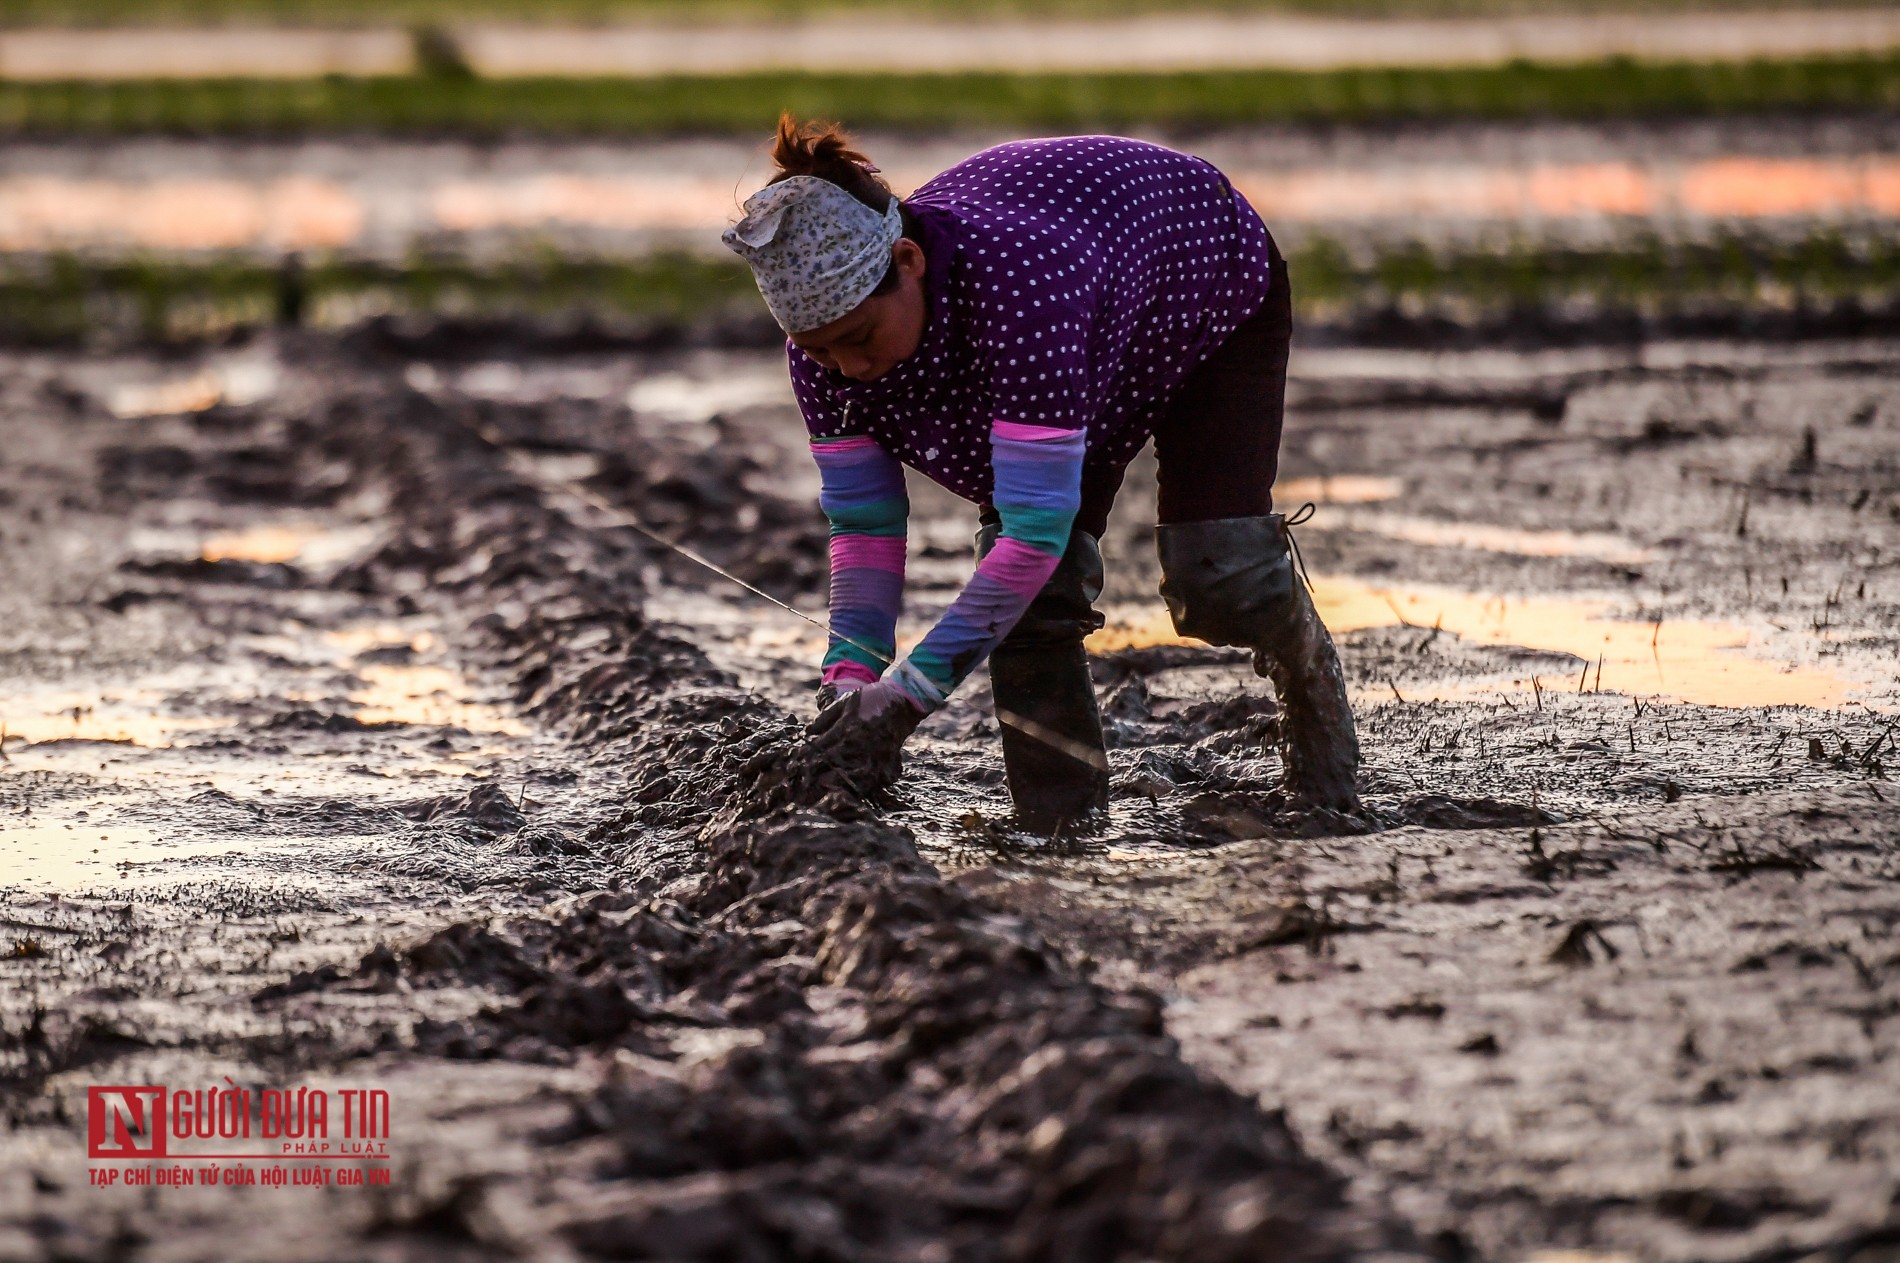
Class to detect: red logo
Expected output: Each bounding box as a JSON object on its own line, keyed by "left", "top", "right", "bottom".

{"left": 87, "top": 1087, "right": 168, "bottom": 1158}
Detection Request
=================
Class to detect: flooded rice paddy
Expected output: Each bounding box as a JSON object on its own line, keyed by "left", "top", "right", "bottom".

{"left": 1, "top": 317, "right": 1897, "bottom": 1258}
{"left": 8, "top": 152, "right": 1899, "bottom": 252}
{"left": 4, "top": 118, "right": 1898, "bottom": 258}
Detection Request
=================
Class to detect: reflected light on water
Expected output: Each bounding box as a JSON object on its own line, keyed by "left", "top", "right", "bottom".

{"left": 0, "top": 688, "right": 227, "bottom": 746}
{"left": 107, "top": 370, "right": 222, "bottom": 418}
{"left": 0, "top": 174, "right": 362, "bottom": 253}
{"left": 325, "top": 626, "right": 435, "bottom": 655}
{"left": 107, "top": 359, "right": 278, "bottom": 418}
{"left": 200, "top": 521, "right": 379, "bottom": 568}
{"left": 1235, "top": 156, "right": 1900, "bottom": 223}
{"left": 1320, "top": 511, "right": 1652, "bottom": 564}
{"left": 1086, "top": 576, "right": 1857, "bottom": 709}
{"left": 318, "top": 628, "right": 526, "bottom": 734}
{"left": 201, "top": 525, "right": 306, "bottom": 563}
{"left": 349, "top": 663, "right": 530, "bottom": 735}
{"left": 0, "top": 624, "right": 524, "bottom": 753}
{"left": 0, "top": 818, "right": 245, "bottom": 891}
{"left": 1275, "top": 474, "right": 1403, "bottom": 505}
{"left": 4, "top": 154, "right": 1897, "bottom": 255}
{"left": 433, "top": 174, "right": 737, "bottom": 233}
{"left": 627, "top": 368, "right": 794, "bottom": 424}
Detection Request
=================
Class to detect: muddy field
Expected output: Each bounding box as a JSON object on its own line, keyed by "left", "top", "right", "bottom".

{"left": 2, "top": 325, "right": 1897, "bottom": 1262}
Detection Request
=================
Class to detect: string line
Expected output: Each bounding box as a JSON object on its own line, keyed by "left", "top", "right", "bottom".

{"left": 457, "top": 415, "right": 896, "bottom": 669}
{"left": 455, "top": 407, "right": 1105, "bottom": 769}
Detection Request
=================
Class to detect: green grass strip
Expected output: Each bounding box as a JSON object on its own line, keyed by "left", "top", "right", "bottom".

{"left": 2, "top": 230, "right": 1892, "bottom": 346}
{"left": 0, "top": 252, "right": 756, "bottom": 344}
{"left": 1292, "top": 229, "right": 1900, "bottom": 316}
{"left": 0, "top": 54, "right": 1895, "bottom": 136}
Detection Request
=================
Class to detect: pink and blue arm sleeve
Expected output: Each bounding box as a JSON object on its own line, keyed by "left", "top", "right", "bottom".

{"left": 885, "top": 422, "right": 1084, "bottom": 711}
{"left": 811, "top": 436, "right": 908, "bottom": 689}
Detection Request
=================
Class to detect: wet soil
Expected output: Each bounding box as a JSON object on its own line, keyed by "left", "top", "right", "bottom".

{"left": 2, "top": 329, "right": 1897, "bottom": 1262}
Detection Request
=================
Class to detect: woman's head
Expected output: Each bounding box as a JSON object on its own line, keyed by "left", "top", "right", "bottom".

{"left": 722, "top": 116, "right": 927, "bottom": 382}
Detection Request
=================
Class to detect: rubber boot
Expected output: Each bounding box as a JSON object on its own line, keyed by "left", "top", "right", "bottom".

{"left": 1155, "top": 514, "right": 1361, "bottom": 813}
{"left": 979, "top": 523, "right": 1111, "bottom": 834}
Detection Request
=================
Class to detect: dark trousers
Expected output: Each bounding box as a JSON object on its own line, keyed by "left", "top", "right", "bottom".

{"left": 1075, "top": 232, "right": 1291, "bottom": 538}
{"left": 975, "top": 238, "right": 1291, "bottom": 819}
{"left": 980, "top": 232, "right": 1291, "bottom": 557}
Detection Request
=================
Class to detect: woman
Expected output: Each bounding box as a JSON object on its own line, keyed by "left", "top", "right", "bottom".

{"left": 722, "top": 116, "right": 1360, "bottom": 829}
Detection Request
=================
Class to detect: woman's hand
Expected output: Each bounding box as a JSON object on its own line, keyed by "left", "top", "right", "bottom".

{"left": 805, "top": 680, "right": 925, "bottom": 783}
{"left": 813, "top": 678, "right": 867, "bottom": 713}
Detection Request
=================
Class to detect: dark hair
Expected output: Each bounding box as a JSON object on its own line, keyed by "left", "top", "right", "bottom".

{"left": 769, "top": 113, "right": 918, "bottom": 297}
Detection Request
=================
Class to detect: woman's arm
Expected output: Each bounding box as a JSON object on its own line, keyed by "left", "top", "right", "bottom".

{"left": 811, "top": 435, "right": 908, "bottom": 690}
{"left": 883, "top": 421, "right": 1084, "bottom": 711}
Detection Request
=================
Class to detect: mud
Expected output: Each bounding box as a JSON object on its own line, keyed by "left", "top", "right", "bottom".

{"left": 2, "top": 328, "right": 1897, "bottom": 1262}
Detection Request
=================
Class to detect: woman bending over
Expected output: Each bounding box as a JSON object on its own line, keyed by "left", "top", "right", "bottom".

{"left": 723, "top": 116, "right": 1360, "bottom": 829}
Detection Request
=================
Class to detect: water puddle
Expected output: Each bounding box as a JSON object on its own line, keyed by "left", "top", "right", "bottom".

{"left": 125, "top": 517, "right": 380, "bottom": 574}
{"left": 7, "top": 13, "right": 1897, "bottom": 81}
{"left": 433, "top": 174, "right": 739, "bottom": 235}
{"left": 412, "top": 360, "right": 626, "bottom": 405}
{"left": 0, "top": 600, "right": 543, "bottom": 890}
{"left": 1087, "top": 576, "right": 1867, "bottom": 709}
{"left": 1276, "top": 474, "right": 1403, "bottom": 506}
{"left": 0, "top": 685, "right": 229, "bottom": 747}
{"left": 0, "top": 28, "right": 411, "bottom": 82}
{"left": 1318, "top": 511, "right": 1652, "bottom": 564}
{"left": 350, "top": 663, "right": 529, "bottom": 734}
{"left": 627, "top": 367, "right": 794, "bottom": 425}
{"left": 105, "top": 359, "right": 279, "bottom": 418}
{"left": 0, "top": 815, "right": 253, "bottom": 893}
{"left": 320, "top": 628, "right": 529, "bottom": 735}
{"left": 108, "top": 371, "right": 223, "bottom": 418}
{"left": 525, "top": 452, "right": 605, "bottom": 484}
{"left": 324, "top": 626, "right": 436, "bottom": 656}
{"left": 1, "top": 620, "right": 523, "bottom": 755}
{"left": 199, "top": 521, "right": 381, "bottom": 567}
{"left": 455, "top": 12, "right": 1900, "bottom": 77}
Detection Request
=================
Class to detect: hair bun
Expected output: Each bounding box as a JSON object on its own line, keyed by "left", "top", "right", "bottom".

{"left": 770, "top": 114, "right": 894, "bottom": 213}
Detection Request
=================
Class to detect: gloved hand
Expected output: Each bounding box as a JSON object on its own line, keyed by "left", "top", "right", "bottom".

{"left": 813, "top": 677, "right": 868, "bottom": 713}
{"left": 805, "top": 679, "right": 925, "bottom": 787}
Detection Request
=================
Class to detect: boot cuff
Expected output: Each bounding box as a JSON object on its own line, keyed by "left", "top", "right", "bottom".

{"left": 1154, "top": 515, "right": 1294, "bottom": 647}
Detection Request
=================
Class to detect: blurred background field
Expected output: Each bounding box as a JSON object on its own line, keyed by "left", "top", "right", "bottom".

{"left": 0, "top": 1, "right": 1894, "bottom": 347}
{"left": 2, "top": 57, "right": 1895, "bottom": 133}
{"left": 7, "top": 0, "right": 1894, "bottom": 21}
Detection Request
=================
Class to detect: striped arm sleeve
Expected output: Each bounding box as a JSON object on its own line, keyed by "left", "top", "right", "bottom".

{"left": 811, "top": 435, "right": 908, "bottom": 688}
{"left": 887, "top": 421, "right": 1084, "bottom": 711}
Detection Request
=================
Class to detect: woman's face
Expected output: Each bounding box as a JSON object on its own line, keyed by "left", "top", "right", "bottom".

{"left": 789, "top": 238, "right": 928, "bottom": 382}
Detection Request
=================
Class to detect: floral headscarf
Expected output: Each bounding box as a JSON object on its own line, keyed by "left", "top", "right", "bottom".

{"left": 722, "top": 174, "right": 904, "bottom": 334}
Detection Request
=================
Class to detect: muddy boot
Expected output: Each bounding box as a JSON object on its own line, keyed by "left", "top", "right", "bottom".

{"left": 1156, "top": 514, "right": 1361, "bottom": 813}
{"left": 979, "top": 523, "right": 1111, "bottom": 834}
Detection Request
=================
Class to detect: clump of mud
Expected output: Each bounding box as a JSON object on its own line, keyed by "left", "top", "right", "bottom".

{"left": 600, "top": 689, "right": 894, "bottom": 832}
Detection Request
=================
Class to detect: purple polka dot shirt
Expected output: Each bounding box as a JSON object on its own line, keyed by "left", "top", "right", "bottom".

{"left": 790, "top": 135, "right": 1274, "bottom": 710}
{"left": 791, "top": 135, "right": 1274, "bottom": 500}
